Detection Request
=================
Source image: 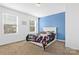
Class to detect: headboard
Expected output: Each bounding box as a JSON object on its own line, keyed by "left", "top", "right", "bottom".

{"left": 43, "top": 27, "right": 56, "bottom": 34}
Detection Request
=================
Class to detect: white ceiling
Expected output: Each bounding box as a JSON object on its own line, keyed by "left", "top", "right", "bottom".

{"left": 0, "top": 3, "right": 65, "bottom": 17}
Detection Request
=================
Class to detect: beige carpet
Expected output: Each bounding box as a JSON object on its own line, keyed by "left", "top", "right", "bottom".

{"left": 0, "top": 40, "right": 79, "bottom": 55}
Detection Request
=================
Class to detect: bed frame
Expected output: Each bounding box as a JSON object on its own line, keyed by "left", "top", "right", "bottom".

{"left": 31, "top": 27, "right": 57, "bottom": 50}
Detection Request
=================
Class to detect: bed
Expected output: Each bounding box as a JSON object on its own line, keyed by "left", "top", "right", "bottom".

{"left": 26, "top": 27, "right": 57, "bottom": 50}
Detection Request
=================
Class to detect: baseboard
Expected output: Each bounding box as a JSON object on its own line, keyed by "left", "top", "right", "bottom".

{"left": 0, "top": 40, "right": 25, "bottom": 47}
{"left": 57, "top": 39, "right": 65, "bottom": 42}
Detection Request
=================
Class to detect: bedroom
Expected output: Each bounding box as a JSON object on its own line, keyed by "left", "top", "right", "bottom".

{"left": 0, "top": 3, "right": 79, "bottom": 55}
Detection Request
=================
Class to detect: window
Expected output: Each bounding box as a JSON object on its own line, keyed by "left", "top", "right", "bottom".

{"left": 29, "top": 20, "right": 35, "bottom": 32}
{"left": 3, "top": 13, "right": 18, "bottom": 34}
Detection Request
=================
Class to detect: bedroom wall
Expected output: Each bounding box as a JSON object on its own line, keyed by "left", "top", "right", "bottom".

{"left": 38, "top": 12, "right": 65, "bottom": 40}
{"left": 0, "top": 6, "right": 37, "bottom": 45}
{"left": 65, "top": 4, "right": 79, "bottom": 50}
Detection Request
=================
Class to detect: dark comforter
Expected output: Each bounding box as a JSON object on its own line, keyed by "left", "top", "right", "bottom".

{"left": 26, "top": 32, "right": 55, "bottom": 50}
{"left": 26, "top": 32, "right": 55, "bottom": 44}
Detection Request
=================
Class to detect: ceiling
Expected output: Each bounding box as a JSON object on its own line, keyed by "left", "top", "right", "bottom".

{"left": 0, "top": 3, "right": 65, "bottom": 17}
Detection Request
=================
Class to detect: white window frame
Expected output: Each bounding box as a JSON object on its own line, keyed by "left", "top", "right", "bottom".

{"left": 2, "top": 13, "right": 18, "bottom": 35}
{"left": 29, "top": 19, "right": 38, "bottom": 34}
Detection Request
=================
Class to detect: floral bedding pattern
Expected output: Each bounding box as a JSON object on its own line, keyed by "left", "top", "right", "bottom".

{"left": 26, "top": 32, "right": 55, "bottom": 45}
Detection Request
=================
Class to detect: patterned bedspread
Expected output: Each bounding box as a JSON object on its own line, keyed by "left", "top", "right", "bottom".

{"left": 26, "top": 32, "right": 55, "bottom": 45}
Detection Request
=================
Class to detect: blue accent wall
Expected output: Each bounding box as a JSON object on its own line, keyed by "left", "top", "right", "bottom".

{"left": 38, "top": 12, "right": 65, "bottom": 40}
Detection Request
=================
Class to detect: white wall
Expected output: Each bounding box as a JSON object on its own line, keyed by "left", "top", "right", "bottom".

{"left": 0, "top": 6, "right": 37, "bottom": 45}
{"left": 65, "top": 4, "right": 79, "bottom": 50}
